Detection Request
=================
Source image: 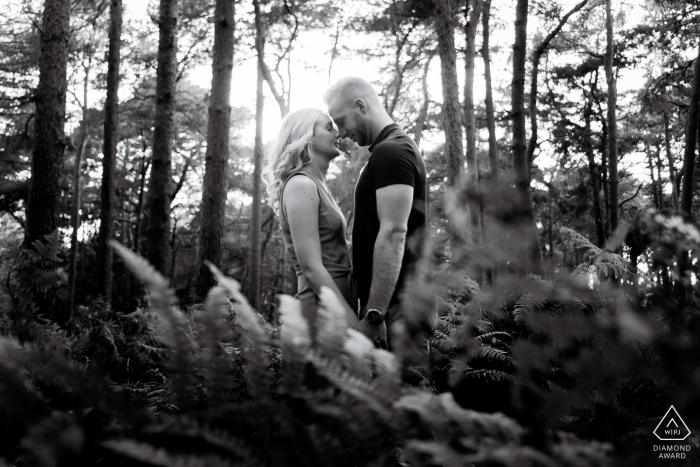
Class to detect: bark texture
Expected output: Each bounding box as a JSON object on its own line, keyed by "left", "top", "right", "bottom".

{"left": 584, "top": 102, "right": 605, "bottom": 247}
{"left": 434, "top": 0, "right": 464, "bottom": 187}
{"left": 196, "top": 0, "right": 235, "bottom": 300}
{"left": 25, "top": 0, "right": 70, "bottom": 248}
{"left": 145, "top": 0, "right": 178, "bottom": 274}
{"left": 414, "top": 49, "right": 435, "bottom": 147}
{"left": 482, "top": 0, "right": 498, "bottom": 179}
{"left": 97, "top": 0, "right": 122, "bottom": 303}
{"left": 24, "top": 0, "right": 70, "bottom": 320}
{"left": 512, "top": 0, "right": 543, "bottom": 274}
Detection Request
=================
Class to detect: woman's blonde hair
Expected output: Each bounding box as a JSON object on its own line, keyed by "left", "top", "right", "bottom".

{"left": 262, "top": 108, "right": 324, "bottom": 213}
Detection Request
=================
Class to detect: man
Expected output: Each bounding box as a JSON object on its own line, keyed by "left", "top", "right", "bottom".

{"left": 324, "top": 77, "right": 429, "bottom": 349}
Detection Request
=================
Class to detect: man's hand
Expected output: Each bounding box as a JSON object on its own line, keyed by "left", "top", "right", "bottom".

{"left": 357, "top": 317, "right": 388, "bottom": 349}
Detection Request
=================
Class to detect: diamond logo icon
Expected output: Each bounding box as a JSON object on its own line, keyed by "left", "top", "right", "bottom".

{"left": 654, "top": 406, "right": 691, "bottom": 441}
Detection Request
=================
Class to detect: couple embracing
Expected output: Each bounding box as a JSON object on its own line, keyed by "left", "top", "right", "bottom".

{"left": 263, "top": 77, "right": 432, "bottom": 350}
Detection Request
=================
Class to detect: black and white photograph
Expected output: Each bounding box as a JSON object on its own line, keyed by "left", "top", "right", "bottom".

{"left": 0, "top": 0, "right": 699, "bottom": 465}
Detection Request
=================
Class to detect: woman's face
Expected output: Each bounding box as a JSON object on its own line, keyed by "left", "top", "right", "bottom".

{"left": 310, "top": 113, "right": 341, "bottom": 159}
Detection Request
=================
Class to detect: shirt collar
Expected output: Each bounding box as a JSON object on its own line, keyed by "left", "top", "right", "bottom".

{"left": 368, "top": 123, "right": 400, "bottom": 153}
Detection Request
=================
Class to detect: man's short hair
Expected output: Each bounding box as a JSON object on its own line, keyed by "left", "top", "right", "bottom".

{"left": 324, "top": 77, "right": 380, "bottom": 109}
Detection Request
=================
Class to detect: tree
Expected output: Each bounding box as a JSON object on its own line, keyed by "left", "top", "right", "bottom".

{"left": 434, "top": 0, "right": 463, "bottom": 188}
{"left": 144, "top": 0, "right": 179, "bottom": 274}
{"left": 97, "top": 0, "right": 122, "bottom": 304}
{"left": 680, "top": 43, "right": 700, "bottom": 217}
{"left": 526, "top": 0, "right": 590, "bottom": 171}
{"left": 195, "top": 0, "right": 235, "bottom": 300}
{"left": 24, "top": 0, "right": 71, "bottom": 317}
{"left": 463, "top": 0, "right": 481, "bottom": 235}
{"left": 248, "top": 0, "right": 265, "bottom": 311}
{"left": 481, "top": 0, "right": 498, "bottom": 179}
{"left": 512, "top": 0, "right": 543, "bottom": 274}
{"left": 604, "top": 0, "right": 619, "bottom": 233}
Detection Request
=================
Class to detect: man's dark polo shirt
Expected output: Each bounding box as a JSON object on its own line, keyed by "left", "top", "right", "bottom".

{"left": 353, "top": 123, "right": 428, "bottom": 308}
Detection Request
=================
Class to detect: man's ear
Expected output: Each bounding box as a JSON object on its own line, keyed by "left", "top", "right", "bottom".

{"left": 354, "top": 98, "right": 367, "bottom": 114}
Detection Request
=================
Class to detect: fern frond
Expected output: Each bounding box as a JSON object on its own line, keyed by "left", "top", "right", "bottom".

{"left": 464, "top": 369, "right": 515, "bottom": 383}
{"left": 205, "top": 262, "right": 266, "bottom": 345}
{"left": 474, "top": 331, "right": 512, "bottom": 344}
{"left": 513, "top": 294, "right": 546, "bottom": 324}
{"left": 472, "top": 346, "right": 515, "bottom": 369}
{"left": 316, "top": 286, "right": 348, "bottom": 356}
{"left": 307, "top": 350, "right": 394, "bottom": 421}
{"left": 101, "top": 439, "right": 262, "bottom": 467}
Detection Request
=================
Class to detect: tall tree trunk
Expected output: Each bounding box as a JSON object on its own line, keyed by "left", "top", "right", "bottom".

{"left": 434, "top": 0, "right": 464, "bottom": 187}
{"left": 512, "top": 0, "right": 543, "bottom": 274}
{"left": 584, "top": 102, "right": 605, "bottom": 247}
{"left": 97, "top": 0, "right": 122, "bottom": 304}
{"left": 680, "top": 43, "right": 700, "bottom": 217}
{"left": 600, "top": 120, "right": 610, "bottom": 237}
{"left": 24, "top": 0, "right": 70, "bottom": 319}
{"left": 482, "top": 0, "right": 498, "bottom": 180}
{"left": 655, "top": 143, "right": 664, "bottom": 208}
{"left": 646, "top": 143, "right": 660, "bottom": 209}
{"left": 604, "top": 0, "right": 619, "bottom": 233}
{"left": 464, "top": 0, "right": 482, "bottom": 235}
{"left": 195, "top": 0, "right": 235, "bottom": 301}
{"left": 527, "top": 0, "right": 589, "bottom": 169}
{"left": 663, "top": 110, "right": 680, "bottom": 210}
{"left": 248, "top": 0, "right": 265, "bottom": 311}
{"left": 145, "top": 0, "right": 178, "bottom": 274}
{"left": 414, "top": 49, "right": 435, "bottom": 147}
{"left": 66, "top": 135, "right": 87, "bottom": 322}
{"left": 66, "top": 59, "right": 91, "bottom": 323}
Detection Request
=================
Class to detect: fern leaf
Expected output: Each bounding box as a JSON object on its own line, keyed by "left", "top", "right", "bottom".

{"left": 513, "top": 294, "right": 546, "bottom": 324}
{"left": 316, "top": 286, "right": 348, "bottom": 355}
{"left": 464, "top": 369, "right": 515, "bottom": 383}
{"left": 474, "top": 331, "right": 512, "bottom": 344}
{"left": 278, "top": 295, "right": 311, "bottom": 352}
{"left": 101, "top": 439, "right": 262, "bottom": 467}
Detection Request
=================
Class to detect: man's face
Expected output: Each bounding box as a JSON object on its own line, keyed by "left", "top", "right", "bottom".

{"left": 328, "top": 99, "right": 370, "bottom": 147}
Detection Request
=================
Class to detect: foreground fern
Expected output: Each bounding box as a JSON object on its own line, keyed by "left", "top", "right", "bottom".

{"left": 0, "top": 242, "right": 618, "bottom": 466}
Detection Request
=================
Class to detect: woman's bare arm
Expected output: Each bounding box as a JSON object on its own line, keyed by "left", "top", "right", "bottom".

{"left": 284, "top": 176, "right": 359, "bottom": 327}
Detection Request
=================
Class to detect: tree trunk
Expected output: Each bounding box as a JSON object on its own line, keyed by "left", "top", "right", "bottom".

{"left": 605, "top": 0, "right": 619, "bottom": 233}
{"left": 434, "top": 0, "right": 464, "bottom": 187}
{"left": 584, "top": 103, "right": 605, "bottom": 247}
{"left": 663, "top": 111, "right": 680, "bottom": 211}
{"left": 195, "top": 0, "right": 235, "bottom": 301}
{"left": 680, "top": 43, "right": 700, "bottom": 217}
{"left": 512, "top": 0, "right": 543, "bottom": 275}
{"left": 66, "top": 135, "right": 87, "bottom": 322}
{"left": 482, "top": 0, "right": 498, "bottom": 180}
{"left": 24, "top": 0, "right": 70, "bottom": 320}
{"left": 600, "top": 119, "right": 610, "bottom": 238}
{"left": 527, "top": 0, "right": 589, "bottom": 170}
{"left": 97, "top": 0, "right": 122, "bottom": 304}
{"left": 414, "top": 49, "right": 435, "bottom": 147}
{"left": 464, "top": 0, "right": 482, "bottom": 235}
{"left": 646, "top": 143, "right": 660, "bottom": 209}
{"left": 248, "top": 0, "right": 265, "bottom": 311}
{"left": 144, "top": 0, "right": 178, "bottom": 274}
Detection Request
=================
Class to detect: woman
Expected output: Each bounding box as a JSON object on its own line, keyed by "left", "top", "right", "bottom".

{"left": 263, "top": 108, "right": 359, "bottom": 336}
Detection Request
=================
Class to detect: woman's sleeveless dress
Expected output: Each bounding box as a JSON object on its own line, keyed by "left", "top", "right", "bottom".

{"left": 279, "top": 166, "right": 357, "bottom": 338}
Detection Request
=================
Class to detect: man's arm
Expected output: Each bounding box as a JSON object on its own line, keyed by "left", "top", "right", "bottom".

{"left": 365, "top": 184, "right": 413, "bottom": 315}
